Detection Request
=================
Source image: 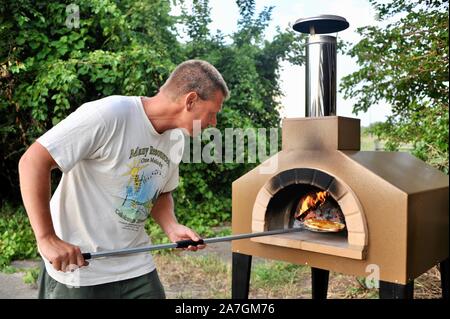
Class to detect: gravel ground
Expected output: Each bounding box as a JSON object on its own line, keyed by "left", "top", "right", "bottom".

{"left": 0, "top": 260, "right": 40, "bottom": 299}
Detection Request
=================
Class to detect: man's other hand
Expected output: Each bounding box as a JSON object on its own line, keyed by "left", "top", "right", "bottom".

{"left": 165, "top": 224, "right": 206, "bottom": 252}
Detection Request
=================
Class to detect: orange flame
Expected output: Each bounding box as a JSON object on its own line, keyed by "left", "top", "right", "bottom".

{"left": 295, "top": 191, "right": 329, "bottom": 218}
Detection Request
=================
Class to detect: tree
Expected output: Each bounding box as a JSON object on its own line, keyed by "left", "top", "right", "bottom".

{"left": 340, "top": 0, "right": 449, "bottom": 173}
{"left": 0, "top": 0, "right": 179, "bottom": 200}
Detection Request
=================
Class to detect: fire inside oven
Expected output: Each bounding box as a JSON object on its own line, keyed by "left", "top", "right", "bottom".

{"left": 266, "top": 185, "right": 346, "bottom": 234}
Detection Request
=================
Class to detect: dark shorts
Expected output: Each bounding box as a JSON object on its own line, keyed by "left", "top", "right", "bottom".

{"left": 38, "top": 262, "right": 166, "bottom": 299}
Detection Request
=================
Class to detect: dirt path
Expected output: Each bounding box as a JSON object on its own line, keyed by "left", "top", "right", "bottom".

{"left": 0, "top": 260, "right": 40, "bottom": 299}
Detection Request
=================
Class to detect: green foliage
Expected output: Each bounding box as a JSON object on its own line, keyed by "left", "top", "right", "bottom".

{"left": 1, "top": 0, "right": 303, "bottom": 255}
{"left": 1, "top": 265, "right": 18, "bottom": 274}
{"left": 0, "top": 204, "right": 38, "bottom": 268}
{"left": 340, "top": 0, "right": 449, "bottom": 173}
{"left": 23, "top": 267, "right": 40, "bottom": 285}
{"left": 1, "top": 0, "right": 177, "bottom": 199}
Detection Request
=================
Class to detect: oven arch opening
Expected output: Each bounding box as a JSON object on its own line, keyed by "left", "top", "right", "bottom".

{"left": 252, "top": 168, "right": 368, "bottom": 260}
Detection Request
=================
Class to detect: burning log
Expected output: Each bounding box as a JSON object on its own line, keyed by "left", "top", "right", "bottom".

{"left": 295, "top": 191, "right": 329, "bottom": 219}
{"left": 294, "top": 190, "right": 346, "bottom": 232}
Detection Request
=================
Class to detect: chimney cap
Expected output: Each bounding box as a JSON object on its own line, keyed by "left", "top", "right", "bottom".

{"left": 293, "top": 15, "right": 349, "bottom": 34}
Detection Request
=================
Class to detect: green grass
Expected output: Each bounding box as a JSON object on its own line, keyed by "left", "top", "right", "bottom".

{"left": 252, "top": 261, "right": 309, "bottom": 289}
{"left": 154, "top": 253, "right": 231, "bottom": 299}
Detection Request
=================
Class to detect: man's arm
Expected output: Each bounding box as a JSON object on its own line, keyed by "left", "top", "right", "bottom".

{"left": 150, "top": 192, "right": 205, "bottom": 251}
{"left": 18, "top": 142, "right": 87, "bottom": 271}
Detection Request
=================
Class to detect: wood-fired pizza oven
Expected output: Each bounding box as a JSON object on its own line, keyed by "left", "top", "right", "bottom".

{"left": 230, "top": 15, "right": 449, "bottom": 299}
{"left": 231, "top": 116, "right": 448, "bottom": 299}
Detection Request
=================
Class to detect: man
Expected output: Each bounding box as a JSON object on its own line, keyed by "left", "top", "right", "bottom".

{"left": 18, "top": 59, "right": 229, "bottom": 298}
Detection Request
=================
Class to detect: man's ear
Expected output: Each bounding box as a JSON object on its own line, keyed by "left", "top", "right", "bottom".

{"left": 185, "top": 92, "right": 198, "bottom": 111}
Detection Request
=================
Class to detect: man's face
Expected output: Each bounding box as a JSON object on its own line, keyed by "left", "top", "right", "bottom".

{"left": 185, "top": 90, "right": 224, "bottom": 136}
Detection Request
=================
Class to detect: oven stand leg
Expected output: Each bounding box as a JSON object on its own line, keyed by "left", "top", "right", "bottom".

{"left": 311, "top": 267, "right": 329, "bottom": 299}
{"left": 232, "top": 252, "right": 252, "bottom": 299}
{"left": 379, "top": 281, "right": 414, "bottom": 299}
{"left": 440, "top": 257, "right": 449, "bottom": 299}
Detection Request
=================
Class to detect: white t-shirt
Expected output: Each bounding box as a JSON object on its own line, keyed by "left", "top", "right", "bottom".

{"left": 37, "top": 95, "right": 184, "bottom": 286}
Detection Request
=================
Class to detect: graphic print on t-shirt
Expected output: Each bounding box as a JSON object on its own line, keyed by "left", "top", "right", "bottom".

{"left": 115, "top": 145, "right": 170, "bottom": 223}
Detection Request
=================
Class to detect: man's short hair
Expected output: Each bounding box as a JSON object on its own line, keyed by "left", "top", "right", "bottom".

{"left": 161, "top": 60, "right": 229, "bottom": 101}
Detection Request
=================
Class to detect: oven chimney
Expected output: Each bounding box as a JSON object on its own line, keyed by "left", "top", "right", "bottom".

{"left": 293, "top": 15, "right": 349, "bottom": 117}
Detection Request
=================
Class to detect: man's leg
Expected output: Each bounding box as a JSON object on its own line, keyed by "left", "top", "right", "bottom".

{"left": 37, "top": 261, "right": 49, "bottom": 299}
{"left": 120, "top": 269, "right": 166, "bottom": 299}
{"left": 38, "top": 266, "right": 120, "bottom": 299}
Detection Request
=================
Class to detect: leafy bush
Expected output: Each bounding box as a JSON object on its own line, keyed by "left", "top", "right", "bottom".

{"left": 1, "top": 1, "right": 303, "bottom": 234}
{"left": 23, "top": 267, "right": 40, "bottom": 286}
{"left": 0, "top": 204, "right": 38, "bottom": 268}
{"left": 1, "top": 0, "right": 178, "bottom": 201}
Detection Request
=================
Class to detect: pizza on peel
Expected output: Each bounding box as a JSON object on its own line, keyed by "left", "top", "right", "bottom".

{"left": 303, "top": 218, "right": 345, "bottom": 232}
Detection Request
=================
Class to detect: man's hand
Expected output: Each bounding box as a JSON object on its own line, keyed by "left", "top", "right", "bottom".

{"left": 38, "top": 234, "right": 88, "bottom": 272}
{"left": 165, "top": 223, "right": 206, "bottom": 252}
{"left": 150, "top": 192, "right": 206, "bottom": 252}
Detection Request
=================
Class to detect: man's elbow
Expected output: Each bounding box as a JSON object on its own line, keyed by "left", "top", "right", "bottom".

{"left": 18, "top": 148, "right": 31, "bottom": 175}
{"left": 18, "top": 148, "right": 39, "bottom": 179}
{"left": 18, "top": 142, "right": 56, "bottom": 175}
